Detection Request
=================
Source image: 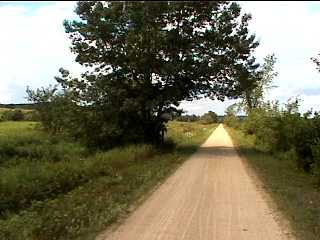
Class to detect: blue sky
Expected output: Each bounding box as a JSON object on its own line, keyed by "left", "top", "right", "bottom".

{"left": 1, "top": 1, "right": 320, "bottom": 115}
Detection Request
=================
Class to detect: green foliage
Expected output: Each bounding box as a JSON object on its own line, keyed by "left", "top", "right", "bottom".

{"left": 0, "top": 122, "right": 87, "bottom": 167}
{"left": 23, "top": 111, "right": 39, "bottom": 121}
{"left": 223, "top": 103, "right": 241, "bottom": 129}
{"left": 176, "top": 111, "right": 219, "bottom": 124}
{"left": 175, "top": 114, "right": 200, "bottom": 122}
{"left": 237, "top": 98, "right": 320, "bottom": 176}
{"left": 2, "top": 110, "right": 25, "bottom": 121}
{"left": 0, "top": 122, "right": 89, "bottom": 216}
{"left": 28, "top": 1, "right": 259, "bottom": 148}
{"left": 199, "top": 111, "right": 218, "bottom": 124}
{"left": 240, "top": 54, "right": 278, "bottom": 112}
{"left": 3, "top": 110, "right": 25, "bottom": 121}
{"left": 311, "top": 141, "right": 320, "bottom": 185}
{"left": 241, "top": 102, "right": 281, "bottom": 152}
{"left": 26, "top": 86, "right": 81, "bottom": 135}
{"left": 295, "top": 113, "right": 320, "bottom": 173}
{"left": 0, "top": 145, "right": 153, "bottom": 217}
{"left": 0, "top": 108, "right": 38, "bottom": 122}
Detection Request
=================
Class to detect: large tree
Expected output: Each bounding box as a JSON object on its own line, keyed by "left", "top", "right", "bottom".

{"left": 29, "top": 1, "right": 260, "bottom": 147}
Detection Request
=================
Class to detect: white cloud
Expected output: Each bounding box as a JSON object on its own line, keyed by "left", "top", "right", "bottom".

{"left": 299, "top": 95, "right": 320, "bottom": 113}
{"left": 0, "top": 2, "right": 82, "bottom": 103}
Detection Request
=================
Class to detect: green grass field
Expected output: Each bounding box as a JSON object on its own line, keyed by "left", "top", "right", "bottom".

{"left": 226, "top": 127, "right": 320, "bottom": 240}
{"left": 0, "top": 120, "right": 217, "bottom": 240}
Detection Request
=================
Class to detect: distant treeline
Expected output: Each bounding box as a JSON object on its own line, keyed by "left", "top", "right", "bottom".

{"left": 0, "top": 104, "right": 250, "bottom": 124}
{"left": 174, "top": 113, "right": 246, "bottom": 123}
{"left": 0, "top": 103, "right": 38, "bottom": 110}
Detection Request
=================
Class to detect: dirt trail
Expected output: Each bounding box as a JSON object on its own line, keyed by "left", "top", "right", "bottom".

{"left": 98, "top": 124, "right": 294, "bottom": 240}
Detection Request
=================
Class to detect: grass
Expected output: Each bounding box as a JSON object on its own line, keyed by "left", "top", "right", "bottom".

{"left": 0, "top": 121, "right": 88, "bottom": 166}
{"left": 0, "top": 108, "right": 33, "bottom": 113}
{"left": 0, "top": 121, "right": 38, "bottom": 135}
{"left": 0, "top": 120, "right": 217, "bottom": 240}
{"left": 226, "top": 126, "right": 320, "bottom": 240}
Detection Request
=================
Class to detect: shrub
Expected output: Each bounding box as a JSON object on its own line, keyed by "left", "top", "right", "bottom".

{"left": 199, "top": 111, "right": 218, "bottom": 124}
{"left": 311, "top": 141, "right": 320, "bottom": 184}
{"left": 224, "top": 113, "right": 241, "bottom": 129}
{"left": 224, "top": 103, "right": 241, "bottom": 129}
{"left": 2, "top": 110, "right": 25, "bottom": 121}
{"left": 0, "top": 144, "right": 154, "bottom": 216}
{"left": 23, "top": 111, "right": 39, "bottom": 121}
{"left": 242, "top": 108, "right": 278, "bottom": 152}
{"left": 175, "top": 114, "right": 200, "bottom": 122}
{"left": 278, "top": 148, "right": 298, "bottom": 162}
{"left": 240, "top": 100, "right": 320, "bottom": 175}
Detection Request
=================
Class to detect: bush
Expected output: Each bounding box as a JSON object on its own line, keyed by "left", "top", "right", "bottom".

{"left": 240, "top": 100, "right": 320, "bottom": 176}
{"left": 242, "top": 108, "right": 279, "bottom": 152}
{"left": 224, "top": 113, "right": 241, "bottom": 129}
{"left": 23, "top": 111, "right": 39, "bottom": 121}
{"left": 175, "top": 114, "right": 200, "bottom": 122}
{"left": 224, "top": 103, "right": 242, "bottom": 129}
{"left": 2, "top": 110, "right": 25, "bottom": 121}
{"left": 278, "top": 148, "right": 298, "bottom": 162}
{"left": 311, "top": 141, "right": 320, "bottom": 184}
{"left": 199, "top": 111, "right": 218, "bottom": 124}
{"left": 0, "top": 144, "right": 154, "bottom": 216}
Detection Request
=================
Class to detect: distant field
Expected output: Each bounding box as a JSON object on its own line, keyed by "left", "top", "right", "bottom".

{"left": 0, "top": 121, "right": 38, "bottom": 136}
{"left": 0, "top": 104, "right": 37, "bottom": 110}
{"left": 0, "top": 107, "right": 34, "bottom": 113}
{"left": 0, "top": 120, "right": 217, "bottom": 240}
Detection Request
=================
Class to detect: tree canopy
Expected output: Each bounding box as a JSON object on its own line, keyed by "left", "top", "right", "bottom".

{"left": 240, "top": 54, "right": 278, "bottom": 112}
{"left": 28, "top": 1, "right": 260, "bottom": 148}
{"left": 200, "top": 111, "right": 219, "bottom": 124}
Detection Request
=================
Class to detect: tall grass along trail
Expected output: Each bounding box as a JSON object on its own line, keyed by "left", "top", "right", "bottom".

{"left": 97, "top": 124, "right": 295, "bottom": 240}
